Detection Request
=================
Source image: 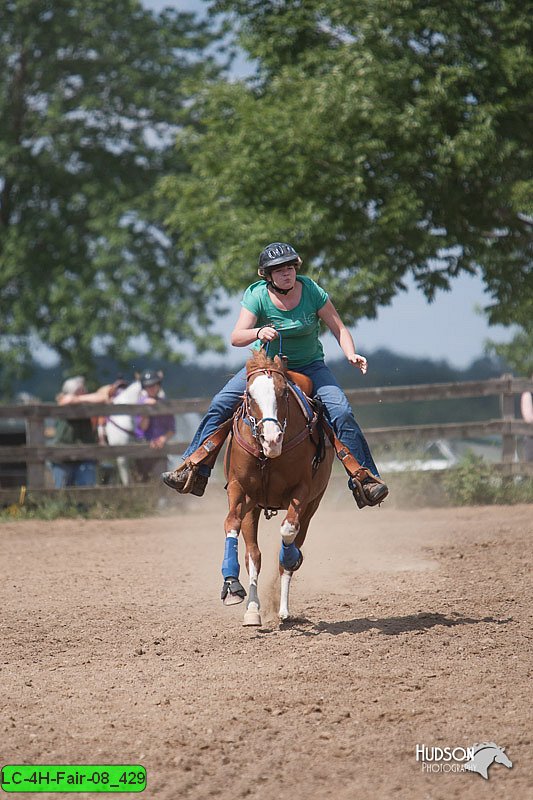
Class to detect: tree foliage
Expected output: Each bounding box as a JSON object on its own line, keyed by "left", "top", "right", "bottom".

{"left": 486, "top": 321, "right": 533, "bottom": 376}
{"left": 0, "top": 0, "right": 224, "bottom": 381}
{"left": 162, "top": 0, "right": 533, "bottom": 326}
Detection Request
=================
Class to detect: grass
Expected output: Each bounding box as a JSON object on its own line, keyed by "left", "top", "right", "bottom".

{"left": 0, "top": 486, "right": 178, "bottom": 521}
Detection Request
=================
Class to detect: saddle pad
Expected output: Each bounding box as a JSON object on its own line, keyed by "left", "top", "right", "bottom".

{"left": 287, "top": 370, "right": 313, "bottom": 397}
{"left": 288, "top": 380, "right": 315, "bottom": 422}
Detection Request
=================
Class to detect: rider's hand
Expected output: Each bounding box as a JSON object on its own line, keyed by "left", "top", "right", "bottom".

{"left": 257, "top": 326, "right": 279, "bottom": 343}
{"left": 348, "top": 353, "right": 368, "bottom": 374}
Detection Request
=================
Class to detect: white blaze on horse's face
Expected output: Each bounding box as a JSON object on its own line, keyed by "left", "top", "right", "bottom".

{"left": 248, "top": 373, "right": 283, "bottom": 458}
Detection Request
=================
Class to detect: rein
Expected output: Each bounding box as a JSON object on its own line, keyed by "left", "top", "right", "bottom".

{"left": 233, "top": 369, "right": 320, "bottom": 519}
{"left": 232, "top": 338, "right": 321, "bottom": 517}
{"left": 233, "top": 368, "right": 319, "bottom": 460}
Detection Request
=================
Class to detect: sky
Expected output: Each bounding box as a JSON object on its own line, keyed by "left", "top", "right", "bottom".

{"left": 137, "top": 0, "right": 516, "bottom": 369}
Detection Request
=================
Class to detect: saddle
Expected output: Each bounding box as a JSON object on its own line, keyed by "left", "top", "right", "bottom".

{"left": 174, "top": 372, "right": 385, "bottom": 507}
{"left": 178, "top": 370, "right": 319, "bottom": 474}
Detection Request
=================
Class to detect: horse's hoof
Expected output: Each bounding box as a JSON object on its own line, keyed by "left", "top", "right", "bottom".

{"left": 279, "top": 611, "right": 289, "bottom": 622}
{"left": 221, "top": 578, "right": 246, "bottom": 605}
{"left": 223, "top": 592, "right": 245, "bottom": 606}
{"left": 243, "top": 608, "right": 262, "bottom": 626}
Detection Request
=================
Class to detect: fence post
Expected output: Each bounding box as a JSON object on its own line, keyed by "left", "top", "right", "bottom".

{"left": 25, "top": 415, "right": 46, "bottom": 489}
{"left": 500, "top": 373, "right": 516, "bottom": 465}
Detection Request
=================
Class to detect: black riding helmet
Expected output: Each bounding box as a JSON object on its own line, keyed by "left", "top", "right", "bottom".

{"left": 140, "top": 369, "right": 163, "bottom": 388}
{"left": 258, "top": 242, "right": 300, "bottom": 277}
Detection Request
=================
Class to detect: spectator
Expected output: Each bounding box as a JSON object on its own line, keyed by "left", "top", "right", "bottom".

{"left": 51, "top": 376, "right": 98, "bottom": 488}
{"left": 520, "top": 383, "right": 533, "bottom": 462}
{"left": 134, "top": 370, "right": 176, "bottom": 482}
{"left": 61, "top": 376, "right": 129, "bottom": 443}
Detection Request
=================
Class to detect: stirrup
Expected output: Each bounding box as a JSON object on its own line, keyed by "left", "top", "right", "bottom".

{"left": 161, "top": 462, "right": 197, "bottom": 494}
{"left": 350, "top": 471, "right": 389, "bottom": 509}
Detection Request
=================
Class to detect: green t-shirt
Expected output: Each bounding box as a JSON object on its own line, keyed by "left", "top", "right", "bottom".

{"left": 241, "top": 275, "right": 329, "bottom": 368}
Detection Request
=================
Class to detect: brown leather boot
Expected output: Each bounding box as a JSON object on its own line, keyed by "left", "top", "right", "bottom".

{"left": 350, "top": 474, "right": 389, "bottom": 508}
{"left": 161, "top": 464, "right": 208, "bottom": 496}
{"left": 362, "top": 477, "right": 389, "bottom": 505}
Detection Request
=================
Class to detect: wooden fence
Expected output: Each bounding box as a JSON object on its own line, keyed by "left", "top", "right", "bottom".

{"left": 1, "top": 374, "right": 532, "bottom": 494}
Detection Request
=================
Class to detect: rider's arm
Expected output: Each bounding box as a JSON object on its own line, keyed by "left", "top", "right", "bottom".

{"left": 231, "top": 307, "right": 277, "bottom": 346}
{"left": 318, "top": 300, "right": 367, "bottom": 374}
{"left": 58, "top": 386, "right": 111, "bottom": 405}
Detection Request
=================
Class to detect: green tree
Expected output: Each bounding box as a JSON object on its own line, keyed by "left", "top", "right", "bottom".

{"left": 162, "top": 0, "right": 533, "bottom": 326}
{"left": 486, "top": 309, "right": 533, "bottom": 377}
{"left": 0, "top": 0, "right": 224, "bottom": 382}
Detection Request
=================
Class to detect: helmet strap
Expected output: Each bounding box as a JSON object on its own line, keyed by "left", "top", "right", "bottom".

{"left": 267, "top": 278, "right": 292, "bottom": 296}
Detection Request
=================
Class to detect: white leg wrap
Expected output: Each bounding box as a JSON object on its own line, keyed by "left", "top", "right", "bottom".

{"left": 279, "top": 571, "right": 292, "bottom": 620}
{"left": 244, "top": 558, "right": 262, "bottom": 627}
{"left": 247, "top": 556, "right": 258, "bottom": 587}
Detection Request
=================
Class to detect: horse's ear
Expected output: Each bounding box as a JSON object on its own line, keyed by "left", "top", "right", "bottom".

{"left": 274, "top": 355, "right": 288, "bottom": 372}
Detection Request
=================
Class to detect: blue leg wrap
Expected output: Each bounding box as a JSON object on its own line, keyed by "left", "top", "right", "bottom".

{"left": 279, "top": 541, "right": 301, "bottom": 571}
{"left": 222, "top": 536, "right": 240, "bottom": 579}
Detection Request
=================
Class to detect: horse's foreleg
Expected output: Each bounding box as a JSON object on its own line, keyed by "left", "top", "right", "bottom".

{"left": 278, "top": 495, "right": 304, "bottom": 621}
{"left": 242, "top": 507, "right": 262, "bottom": 627}
{"left": 221, "top": 481, "right": 248, "bottom": 606}
{"left": 279, "top": 491, "right": 308, "bottom": 572}
{"left": 279, "top": 491, "right": 323, "bottom": 621}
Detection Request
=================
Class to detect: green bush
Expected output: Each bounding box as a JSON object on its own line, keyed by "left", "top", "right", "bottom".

{"left": 443, "top": 452, "right": 533, "bottom": 505}
{"left": 384, "top": 453, "right": 533, "bottom": 508}
{"left": 442, "top": 452, "right": 496, "bottom": 505}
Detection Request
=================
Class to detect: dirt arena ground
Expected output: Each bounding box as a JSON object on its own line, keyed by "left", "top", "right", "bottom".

{"left": 1, "top": 486, "right": 531, "bottom": 800}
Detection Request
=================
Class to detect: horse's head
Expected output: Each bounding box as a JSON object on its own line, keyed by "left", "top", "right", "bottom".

{"left": 245, "top": 353, "right": 288, "bottom": 458}
{"left": 494, "top": 747, "right": 512, "bottom": 769}
{"left": 465, "top": 743, "right": 513, "bottom": 779}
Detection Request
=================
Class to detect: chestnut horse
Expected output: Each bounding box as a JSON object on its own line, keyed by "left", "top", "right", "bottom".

{"left": 221, "top": 350, "right": 334, "bottom": 626}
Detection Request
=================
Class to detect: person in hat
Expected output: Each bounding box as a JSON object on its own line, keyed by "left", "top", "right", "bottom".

{"left": 134, "top": 370, "right": 176, "bottom": 482}
{"left": 162, "top": 242, "right": 388, "bottom": 508}
{"left": 51, "top": 376, "right": 98, "bottom": 487}
{"left": 58, "top": 375, "right": 129, "bottom": 444}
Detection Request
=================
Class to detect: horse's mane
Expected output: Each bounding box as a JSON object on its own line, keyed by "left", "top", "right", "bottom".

{"left": 246, "top": 349, "right": 281, "bottom": 374}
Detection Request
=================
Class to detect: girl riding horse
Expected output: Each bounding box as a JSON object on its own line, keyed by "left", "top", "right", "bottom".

{"left": 163, "top": 241, "right": 388, "bottom": 508}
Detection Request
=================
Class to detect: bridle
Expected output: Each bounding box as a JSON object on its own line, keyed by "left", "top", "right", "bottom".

{"left": 244, "top": 367, "right": 289, "bottom": 450}
{"left": 233, "top": 361, "right": 322, "bottom": 520}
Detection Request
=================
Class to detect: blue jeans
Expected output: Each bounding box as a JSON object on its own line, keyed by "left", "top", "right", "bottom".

{"left": 51, "top": 461, "right": 97, "bottom": 488}
{"left": 183, "top": 360, "right": 379, "bottom": 477}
